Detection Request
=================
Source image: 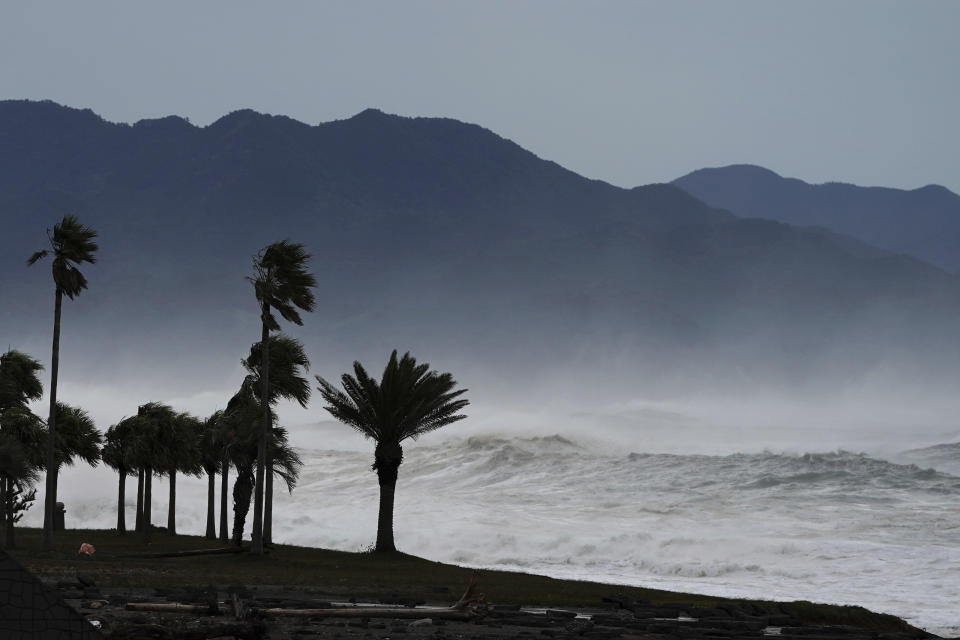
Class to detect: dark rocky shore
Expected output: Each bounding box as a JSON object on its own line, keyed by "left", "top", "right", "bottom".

{"left": 51, "top": 576, "right": 948, "bottom": 640}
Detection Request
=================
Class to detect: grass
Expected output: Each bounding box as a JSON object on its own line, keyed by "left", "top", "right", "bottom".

{"left": 5, "top": 526, "right": 916, "bottom": 633}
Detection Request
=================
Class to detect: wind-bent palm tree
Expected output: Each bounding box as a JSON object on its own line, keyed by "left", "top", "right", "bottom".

{"left": 0, "top": 433, "right": 41, "bottom": 548}
{"left": 247, "top": 240, "right": 315, "bottom": 555}
{"left": 199, "top": 411, "right": 224, "bottom": 539}
{"left": 28, "top": 214, "right": 98, "bottom": 550}
{"left": 163, "top": 412, "right": 202, "bottom": 535}
{"left": 133, "top": 402, "right": 176, "bottom": 543}
{"left": 102, "top": 417, "right": 139, "bottom": 534}
{"left": 242, "top": 334, "right": 309, "bottom": 545}
{"left": 316, "top": 350, "right": 469, "bottom": 552}
{"left": 222, "top": 374, "right": 304, "bottom": 547}
{"left": 49, "top": 402, "right": 102, "bottom": 527}
{"left": 264, "top": 425, "right": 302, "bottom": 545}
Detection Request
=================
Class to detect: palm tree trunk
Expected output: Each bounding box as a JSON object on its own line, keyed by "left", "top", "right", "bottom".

{"left": 117, "top": 470, "right": 126, "bottom": 534}
{"left": 375, "top": 462, "right": 400, "bottom": 552}
{"left": 142, "top": 467, "right": 152, "bottom": 544}
{"left": 219, "top": 454, "right": 229, "bottom": 542}
{"left": 42, "top": 288, "right": 63, "bottom": 551}
{"left": 264, "top": 455, "right": 273, "bottom": 546}
{"left": 251, "top": 310, "right": 270, "bottom": 555}
{"left": 232, "top": 465, "right": 253, "bottom": 547}
{"left": 3, "top": 476, "right": 13, "bottom": 549}
{"left": 205, "top": 470, "right": 216, "bottom": 539}
{"left": 135, "top": 468, "right": 144, "bottom": 531}
{"left": 167, "top": 469, "right": 176, "bottom": 535}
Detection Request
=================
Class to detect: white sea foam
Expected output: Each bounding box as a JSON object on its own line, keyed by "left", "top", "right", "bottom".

{"left": 24, "top": 432, "right": 960, "bottom": 637}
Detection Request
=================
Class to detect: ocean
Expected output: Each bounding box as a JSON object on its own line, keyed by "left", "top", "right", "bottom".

{"left": 25, "top": 428, "right": 960, "bottom": 637}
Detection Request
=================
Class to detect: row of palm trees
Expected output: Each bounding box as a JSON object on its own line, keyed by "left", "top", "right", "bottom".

{"left": 2, "top": 214, "right": 471, "bottom": 554}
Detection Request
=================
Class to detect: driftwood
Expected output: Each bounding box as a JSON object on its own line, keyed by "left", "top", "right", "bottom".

{"left": 126, "top": 571, "right": 488, "bottom": 622}
{"left": 126, "top": 602, "right": 213, "bottom": 614}
{"left": 118, "top": 546, "right": 245, "bottom": 559}
{"left": 256, "top": 570, "right": 488, "bottom": 620}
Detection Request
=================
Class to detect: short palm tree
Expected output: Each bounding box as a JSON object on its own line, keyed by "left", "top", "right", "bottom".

{"left": 0, "top": 432, "right": 41, "bottom": 548}
{"left": 102, "top": 417, "right": 139, "bottom": 534}
{"left": 0, "top": 350, "right": 44, "bottom": 412}
{"left": 316, "top": 350, "right": 469, "bottom": 552}
{"left": 28, "top": 214, "right": 98, "bottom": 549}
{"left": 164, "top": 412, "right": 202, "bottom": 535}
{"left": 50, "top": 403, "right": 102, "bottom": 514}
{"left": 132, "top": 402, "right": 176, "bottom": 543}
{"left": 198, "top": 411, "right": 224, "bottom": 539}
{"left": 247, "top": 241, "right": 315, "bottom": 555}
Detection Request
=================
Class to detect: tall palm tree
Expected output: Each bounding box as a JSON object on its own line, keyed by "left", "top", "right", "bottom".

{"left": 247, "top": 241, "right": 315, "bottom": 555}
{"left": 102, "top": 417, "right": 139, "bottom": 534}
{"left": 198, "top": 411, "right": 224, "bottom": 539}
{"left": 316, "top": 350, "right": 469, "bottom": 552}
{"left": 28, "top": 214, "right": 98, "bottom": 550}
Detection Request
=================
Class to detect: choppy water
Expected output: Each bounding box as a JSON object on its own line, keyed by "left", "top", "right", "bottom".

{"left": 27, "top": 434, "right": 960, "bottom": 636}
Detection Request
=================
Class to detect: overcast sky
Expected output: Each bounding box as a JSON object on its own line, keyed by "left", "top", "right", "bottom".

{"left": 2, "top": 1, "right": 958, "bottom": 193}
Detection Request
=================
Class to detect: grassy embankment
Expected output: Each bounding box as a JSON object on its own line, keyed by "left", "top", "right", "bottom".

{"left": 7, "top": 527, "right": 915, "bottom": 633}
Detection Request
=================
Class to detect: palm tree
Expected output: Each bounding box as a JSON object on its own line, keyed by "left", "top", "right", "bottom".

{"left": 198, "top": 411, "right": 224, "bottom": 539}
{"left": 247, "top": 240, "right": 316, "bottom": 555}
{"left": 28, "top": 214, "right": 98, "bottom": 550}
{"left": 242, "top": 334, "right": 310, "bottom": 545}
{"left": 49, "top": 402, "right": 102, "bottom": 525}
{"left": 264, "top": 425, "right": 303, "bottom": 545}
{"left": 222, "top": 373, "right": 305, "bottom": 547}
{"left": 102, "top": 417, "right": 140, "bottom": 534}
{"left": 0, "top": 350, "right": 46, "bottom": 546}
{"left": 132, "top": 402, "right": 176, "bottom": 543}
{"left": 0, "top": 433, "right": 41, "bottom": 548}
{"left": 163, "top": 412, "right": 202, "bottom": 535}
{"left": 316, "top": 350, "right": 469, "bottom": 552}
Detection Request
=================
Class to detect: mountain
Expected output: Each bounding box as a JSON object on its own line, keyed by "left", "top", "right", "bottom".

{"left": 673, "top": 164, "right": 960, "bottom": 272}
{"left": 2, "top": 100, "right": 959, "bottom": 408}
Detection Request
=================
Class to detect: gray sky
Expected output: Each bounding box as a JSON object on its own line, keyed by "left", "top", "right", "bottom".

{"left": 2, "top": 1, "right": 958, "bottom": 192}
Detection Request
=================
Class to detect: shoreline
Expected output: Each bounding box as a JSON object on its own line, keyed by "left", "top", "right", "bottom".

{"left": 6, "top": 527, "right": 948, "bottom": 639}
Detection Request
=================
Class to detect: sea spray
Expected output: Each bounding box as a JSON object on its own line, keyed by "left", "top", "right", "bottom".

{"left": 26, "top": 434, "right": 960, "bottom": 636}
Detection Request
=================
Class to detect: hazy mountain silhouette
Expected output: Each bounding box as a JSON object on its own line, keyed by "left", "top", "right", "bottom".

{"left": 2, "top": 100, "right": 959, "bottom": 400}
{"left": 673, "top": 164, "right": 960, "bottom": 272}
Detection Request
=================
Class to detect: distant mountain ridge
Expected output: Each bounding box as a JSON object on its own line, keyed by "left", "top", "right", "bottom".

{"left": 673, "top": 164, "right": 960, "bottom": 272}
{"left": 2, "top": 100, "right": 959, "bottom": 399}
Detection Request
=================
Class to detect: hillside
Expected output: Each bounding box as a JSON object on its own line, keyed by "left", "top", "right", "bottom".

{"left": 2, "top": 101, "right": 959, "bottom": 402}
{"left": 673, "top": 164, "right": 960, "bottom": 272}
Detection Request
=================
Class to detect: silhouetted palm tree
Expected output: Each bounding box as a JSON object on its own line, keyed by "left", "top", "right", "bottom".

{"left": 247, "top": 240, "right": 316, "bottom": 554}
{"left": 133, "top": 402, "right": 176, "bottom": 543}
{"left": 242, "top": 334, "right": 310, "bottom": 546}
{"left": 48, "top": 402, "right": 102, "bottom": 530}
{"left": 28, "top": 214, "right": 98, "bottom": 550}
{"left": 0, "top": 433, "right": 41, "bottom": 548}
{"left": 102, "top": 417, "right": 138, "bottom": 534}
{"left": 0, "top": 351, "right": 46, "bottom": 545}
{"left": 198, "top": 411, "right": 223, "bottom": 539}
{"left": 264, "top": 425, "right": 302, "bottom": 545}
{"left": 316, "top": 350, "right": 468, "bottom": 552}
{"left": 163, "top": 412, "right": 202, "bottom": 535}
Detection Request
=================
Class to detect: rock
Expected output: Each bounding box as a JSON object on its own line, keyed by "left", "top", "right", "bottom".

{"left": 76, "top": 572, "right": 96, "bottom": 587}
{"left": 409, "top": 618, "right": 433, "bottom": 627}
